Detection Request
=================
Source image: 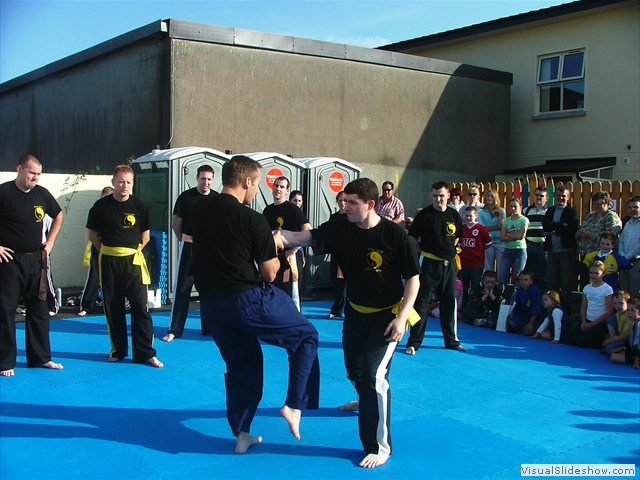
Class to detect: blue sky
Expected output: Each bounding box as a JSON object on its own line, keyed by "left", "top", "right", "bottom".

{"left": 0, "top": 0, "right": 568, "bottom": 83}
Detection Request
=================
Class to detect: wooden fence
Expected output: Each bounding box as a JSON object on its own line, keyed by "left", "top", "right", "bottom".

{"left": 450, "top": 178, "right": 640, "bottom": 223}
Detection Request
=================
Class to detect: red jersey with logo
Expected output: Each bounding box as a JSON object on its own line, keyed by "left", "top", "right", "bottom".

{"left": 459, "top": 223, "right": 492, "bottom": 268}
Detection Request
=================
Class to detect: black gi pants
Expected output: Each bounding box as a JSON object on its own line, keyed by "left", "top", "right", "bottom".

{"left": 0, "top": 251, "right": 52, "bottom": 370}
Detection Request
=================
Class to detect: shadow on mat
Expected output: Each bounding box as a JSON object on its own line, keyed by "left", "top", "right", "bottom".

{"left": 0, "top": 402, "right": 359, "bottom": 460}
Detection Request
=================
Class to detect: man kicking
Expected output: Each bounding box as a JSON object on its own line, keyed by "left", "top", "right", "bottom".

{"left": 277, "top": 178, "right": 420, "bottom": 468}
{"left": 190, "top": 155, "right": 319, "bottom": 454}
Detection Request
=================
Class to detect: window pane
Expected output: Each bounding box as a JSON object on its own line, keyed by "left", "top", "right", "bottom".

{"left": 562, "top": 52, "right": 584, "bottom": 79}
{"left": 563, "top": 81, "right": 585, "bottom": 110}
{"left": 539, "top": 57, "right": 559, "bottom": 82}
{"left": 600, "top": 167, "right": 613, "bottom": 179}
{"left": 540, "top": 85, "right": 561, "bottom": 112}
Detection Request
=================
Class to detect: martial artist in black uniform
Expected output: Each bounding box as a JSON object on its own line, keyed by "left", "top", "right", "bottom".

{"left": 0, "top": 155, "right": 64, "bottom": 376}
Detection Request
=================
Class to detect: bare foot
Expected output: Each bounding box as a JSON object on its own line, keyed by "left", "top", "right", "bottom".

{"left": 280, "top": 405, "right": 301, "bottom": 440}
{"left": 338, "top": 400, "right": 359, "bottom": 411}
{"left": 448, "top": 345, "right": 467, "bottom": 352}
{"left": 359, "top": 453, "right": 389, "bottom": 468}
{"left": 405, "top": 346, "right": 416, "bottom": 355}
{"left": 162, "top": 333, "right": 175, "bottom": 342}
{"left": 1, "top": 369, "right": 15, "bottom": 377}
{"left": 108, "top": 356, "right": 120, "bottom": 362}
{"left": 235, "top": 431, "right": 262, "bottom": 454}
{"left": 77, "top": 310, "right": 87, "bottom": 317}
{"left": 324, "top": 313, "right": 335, "bottom": 318}
{"left": 40, "top": 361, "right": 63, "bottom": 370}
{"left": 146, "top": 357, "right": 164, "bottom": 368}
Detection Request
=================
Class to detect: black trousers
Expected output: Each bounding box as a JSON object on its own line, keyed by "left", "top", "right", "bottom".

{"left": 100, "top": 254, "right": 156, "bottom": 362}
{"left": 343, "top": 305, "right": 396, "bottom": 456}
{"left": 167, "top": 241, "right": 197, "bottom": 337}
{"left": 0, "top": 251, "right": 52, "bottom": 370}
{"left": 80, "top": 246, "right": 100, "bottom": 313}
{"left": 407, "top": 257, "right": 460, "bottom": 349}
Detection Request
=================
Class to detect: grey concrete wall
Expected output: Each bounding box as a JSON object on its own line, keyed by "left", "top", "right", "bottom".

{"left": 0, "top": 38, "right": 167, "bottom": 173}
{"left": 169, "top": 40, "right": 510, "bottom": 213}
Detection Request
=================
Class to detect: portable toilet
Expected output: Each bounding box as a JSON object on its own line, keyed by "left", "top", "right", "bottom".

{"left": 243, "top": 152, "right": 307, "bottom": 214}
{"left": 131, "top": 147, "right": 231, "bottom": 303}
{"left": 299, "top": 157, "right": 362, "bottom": 291}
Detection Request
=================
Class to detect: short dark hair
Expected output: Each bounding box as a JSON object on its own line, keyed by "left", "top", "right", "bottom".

{"left": 519, "top": 269, "right": 534, "bottom": 279}
{"left": 431, "top": 181, "right": 449, "bottom": 191}
{"left": 627, "top": 296, "right": 640, "bottom": 309}
{"left": 629, "top": 196, "right": 640, "bottom": 204}
{"left": 382, "top": 181, "right": 394, "bottom": 190}
{"left": 599, "top": 231, "right": 615, "bottom": 243}
{"left": 344, "top": 178, "right": 379, "bottom": 206}
{"left": 290, "top": 190, "right": 303, "bottom": 200}
{"left": 274, "top": 176, "right": 290, "bottom": 189}
{"left": 450, "top": 188, "right": 461, "bottom": 197}
{"left": 222, "top": 155, "right": 260, "bottom": 187}
{"left": 591, "top": 191, "right": 610, "bottom": 204}
{"left": 197, "top": 164, "right": 214, "bottom": 177}
{"left": 482, "top": 270, "right": 497, "bottom": 280}
{"left": 464, "top": 206, "right": 478, "bottom": 215}
{"left": 18, "top": 154, "right": 40, "bottom": 168}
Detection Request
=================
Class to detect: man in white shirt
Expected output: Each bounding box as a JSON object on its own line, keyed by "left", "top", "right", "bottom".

{"left": 619, "top": 196, "right": 640, "bottom": 295}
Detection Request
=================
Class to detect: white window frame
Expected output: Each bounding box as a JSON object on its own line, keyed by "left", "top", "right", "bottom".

{"left": 534, "top": 49, "right": 586, "bottom": 118}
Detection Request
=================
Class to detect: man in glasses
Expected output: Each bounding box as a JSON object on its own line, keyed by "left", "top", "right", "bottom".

{"left": 375, "top": 181, "right": 405, "bottom": 225}
{"left": 524, "top": 187, "right": 549, "bottom": 292}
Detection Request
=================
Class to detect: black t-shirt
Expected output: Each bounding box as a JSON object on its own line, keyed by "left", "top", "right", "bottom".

{"left": 0, "top": 181, "right": 62, "bottom": 253}
{"left": 409, "top": 205, "right": 463, "bottom": 260}
{"left": 263, "top": 202, "right": 308, "bottom": 231}
{"left": 192, "top": 193, "right": 277, "bottom": 300}
{"left": 173, "top": 187, "right": 219, "bottom": 236}
{"left": 86, "top": 195, "right": 150, "bottom": 248}
{"left": 311, "top": 218, "right": 420, "bottom": 308}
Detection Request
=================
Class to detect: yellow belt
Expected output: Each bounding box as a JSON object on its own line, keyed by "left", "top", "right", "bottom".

{"left": 99, "top": 245, "right": 151, "bottom": 285}
{"left": 422, "top": 249, "right": 462, "bottom": 272}
{"left": 349, "top": 298, "right": 422, "bottom": 327}
{"left": 83, "top": 242, "right": 92, "bottom": 267}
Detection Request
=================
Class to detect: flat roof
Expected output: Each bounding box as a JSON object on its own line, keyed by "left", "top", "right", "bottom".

{"left": 1, "top": 19, "right": 512, "bottom": 95}
{"left": 379, "top": 0, "right": 634, "bottom": 53}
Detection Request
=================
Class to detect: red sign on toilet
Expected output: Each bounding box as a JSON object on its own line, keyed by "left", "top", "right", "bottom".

{"left": 328, "top": 171, "right": 344, "bottom": 193}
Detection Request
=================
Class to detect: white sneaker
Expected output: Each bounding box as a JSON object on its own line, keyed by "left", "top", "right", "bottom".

{"left": 473, "top": 318, "right": 487, "bottom": 327}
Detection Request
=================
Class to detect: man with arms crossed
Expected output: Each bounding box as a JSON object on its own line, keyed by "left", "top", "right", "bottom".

{"left": 405, "top": 181, "right": 466, "bottom": 354}
{"left": 263, "top": 176, "right": 311, "bottom": 300}
{"left": 523, "top": 187, "right": 549, "bottom": 292}
{"left": 278, "top": 178, "right": 420, "bottom": 468}
{"left": 0, "top": 155, "right": 64, "bottom": 377}
{"left": 163, "top": 164, "right": 217, "bottom": 341}
{"left": 87, "top": 165, "right": 162, "bottom": 367}
{"left": 191, "top": 156, "right": 319, "bottom": 454}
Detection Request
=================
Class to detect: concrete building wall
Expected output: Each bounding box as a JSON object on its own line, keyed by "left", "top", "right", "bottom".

{"left": 170, "top": 40, "right": 510, "bottom": 211}
{"left": 392, "top": 1, "right": 640, "bottom": 180}
{"left": 0, "top": 38, "right": 167, "bottom": 173}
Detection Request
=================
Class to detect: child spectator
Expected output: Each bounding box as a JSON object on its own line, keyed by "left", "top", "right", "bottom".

{"left": 499, "top": 198, "right": 529, "bottom": 286}
{"left": 433, "top": 276, "right": 464, "bottom": 318}
{"left": 576, "top": 261, "right": 614, "bottom": 349}
{"left": 531, "top": 290, "right": 566, "bottom": 344}
{"left": 582, "top": 232, "right": 632, "bottom": 291}
{"left": 603, "top": 290, "right": 633, "bottom": 356}
{"left": 459, "top": 206, "right": 492, "bottom": 307}
{"left": 506, "top": 269, "right": 542, "bottom": 335}
{"left": 626, "top": 298, "right": 640, "bottom": 369}
{"left": 461, "top": 270, "right": 504, "bottom": 327}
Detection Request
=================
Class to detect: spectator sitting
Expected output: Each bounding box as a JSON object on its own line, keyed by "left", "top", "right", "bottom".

{"left": 576, "top": 261, "right": 614, "bottom": 349}
{"left": 613, "top": 297, "right": 640, "bottom": 368}
{"left": 531, "top": 290, "right": 567, "bottom": 344}
{"left": 461, "top": 270, "right": 504, "bottom": 328}
{"left": 603, "top": 290, "right": 633, "bottom": 357}
{"left": 459, "top": 206, "right": 492, "bottom": 308}
{"left": 506, "top": 270, "right": 542, "bottom": 336}
{"left": 583, "top": 232, "right": 632, "bottom": 292}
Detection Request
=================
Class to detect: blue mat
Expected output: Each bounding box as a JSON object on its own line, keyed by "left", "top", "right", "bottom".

{"left": 1, "top": 301, "right": 638, "bottom": 480}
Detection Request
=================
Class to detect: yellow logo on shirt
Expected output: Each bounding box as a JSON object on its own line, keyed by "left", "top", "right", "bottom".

{"left": 34, "top": 206, "right": 45, "bottom": 222}
{"left": 366, "top": 249, "right": 383, "bottom": 273}
{"left": 446, "top": 222, "right": 456, "bottom": 236}
{"left": 276, "top": 216, "right": 285, "bottom": 228}
{"left": 124, "top": 213, "right": 136, "bottom": 228}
